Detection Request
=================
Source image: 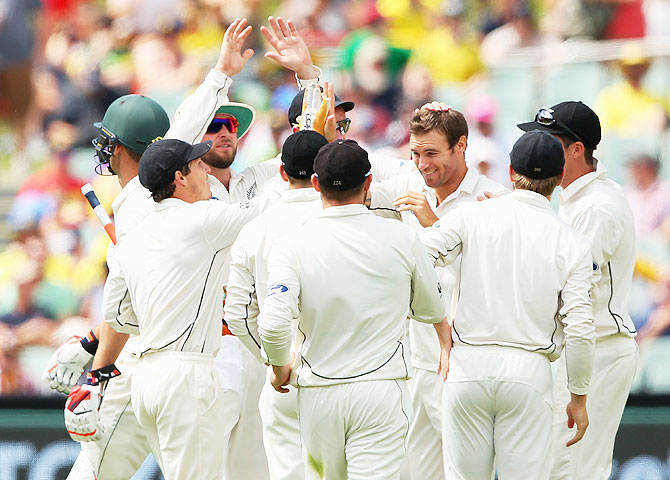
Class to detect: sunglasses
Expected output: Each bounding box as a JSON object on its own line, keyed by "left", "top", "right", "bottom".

{"left": 336, "top": 118, "right": 351, "bottom": 135}
{"left": 206, "top": 117, "right": 239, "bottom": 135}
{"left": 535, "top": 108, "right": 584, "bottom": 144}
{"left": 91, "top": 122, "right": 118, "bottom": 175}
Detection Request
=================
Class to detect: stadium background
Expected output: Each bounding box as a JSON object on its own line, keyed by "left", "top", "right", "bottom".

{"left": 0, "top": 0, "right": 669, "bottom": 478}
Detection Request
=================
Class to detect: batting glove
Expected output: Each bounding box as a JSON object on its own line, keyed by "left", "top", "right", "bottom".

{"left": 64, "top": 384, "right": 102, "bottom": 442}
{"left": 42, "top": 335, "right": 94, "bottom": 394}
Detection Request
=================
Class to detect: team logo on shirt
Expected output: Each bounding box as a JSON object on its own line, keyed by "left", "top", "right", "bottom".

{"left": 267, "top": 284, "right": 289, "bottom": 297}
{"left": 437, "top": 282, "right": 442, "bottom": 294}
{"left": 593, "top": 262, "right": 599, "bottom": 272}
{"left": 239, "top": 201, "right": 250, "bottom": 209}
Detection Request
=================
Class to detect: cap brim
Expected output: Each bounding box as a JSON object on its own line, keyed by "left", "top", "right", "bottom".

{"left": 517, "top": 121, "right": 566, "bottom": 136}
{"left": 216, "top": 103, "right": 256, "bottom": 139}
{"left": 188, "top": 140, "right": 212, "bottom": 161}
{"left": 334, "top": 100, "right": 355, "bottom": 112}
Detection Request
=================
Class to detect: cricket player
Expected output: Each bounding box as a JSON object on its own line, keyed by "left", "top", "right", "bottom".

{"left": 47, "top": 18, "right": 267, "bottom": 479}
{"left": 519, "top": 101, "right": 638, "bottom": 479}
{"left": 259, "top": 139, "right": 450, "bottom": 480}
{"left": 420, "top": 130, "right": 596, "bottom": 479}
{"left": 367, "top": 103, "right": 508, "bottom": 479}
{"left": 224, "top": 129, "right": 328, "bottom": 480}
{"left": 101, "top": 137, "right": 279, "bottom": 480}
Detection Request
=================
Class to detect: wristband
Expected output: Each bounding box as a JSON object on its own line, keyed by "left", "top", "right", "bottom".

{"left": 87, "top": 364, "right": 121, "bottom": 386}
{"left": 80, "top": 330, "right": 99, "bottom": 355}
{"left": 296, "top": 65, "right": 322, "bottom": 89}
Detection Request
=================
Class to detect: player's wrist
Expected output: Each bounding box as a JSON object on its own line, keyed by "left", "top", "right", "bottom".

{"left": 79, "top": 330, "right": 99, "bottom": 356}
{"left": 87, "top": 364, "right": 121, "bottom": 386}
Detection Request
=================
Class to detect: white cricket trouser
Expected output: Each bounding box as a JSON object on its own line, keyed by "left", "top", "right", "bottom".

{"left": 298, "top": 379, "right": 411, "bottom": 480}
{"left": 258, "top": 369, "right": 304, "bottom": 480}
{"left": 443, "top": 345, "right": 553, "bottom": 480}
{"left": 66, "top": 349, "right": 151, "bottom": 480}
{"left": 131, "top": 351, "right": 226, "bottom": 480}
{"left": 550, "top": 335, "right": 638, "bottom": 480}
{"left": 218, "top": 343, "right": 269, "bottom": 480}
{"left": 407, "top": 367, "right": 444, "bottom": 480}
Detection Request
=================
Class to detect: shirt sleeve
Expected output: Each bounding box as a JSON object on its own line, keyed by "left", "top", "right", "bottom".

{"left": 368, "top": 153, "right": 414, "bottom": 181}
{"left": 368, "top": 178, "right": 402, "bottom": 219}
{"left": 102, "top": 245, "right": 139, "bottom": 335}
{"left": 165, "top": 69, "right": 232, "bottom": 144}
{"left": 559, "top": 240, "right": 596, "bottom": 395}
{"left": 224, "top": 232, "right": 264, "bottom": 362}
{"left": 419, "top": 210, "right": 464, "bottom": 267}
{"left": 258, "top": 241, "right": 300, "bottom": 366}
{"left": 200, "top": 190, "right": 279, "bottom": 251}
{"left": 409, "top": 232, "right": 447, "bottom": 324}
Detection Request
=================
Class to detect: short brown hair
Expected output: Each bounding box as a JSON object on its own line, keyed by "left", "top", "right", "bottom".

{"left": 409, "top": 109, "right": 469, "bottom": 149}
{"left": 318, "top": 182, "right": 365, "bottom": 203}
{"left": 150, "top": 161, "right": 191, "bottom": 202}
{"left": 512, "top": 172, "right": 562, "bottom": 197}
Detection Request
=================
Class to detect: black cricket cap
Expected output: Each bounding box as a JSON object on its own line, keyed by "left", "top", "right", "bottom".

{"left": 313, "top": 139, "right": 371, "bottom": 189}
{"left": 510, "top": 130, "right": 564, "bottom": 180}
{"left": 282, "top": 130, "right": 328, "bottom": 179}
{"left": 139, "top": 138, "right": 212, "bottom": 192}
{"left": 287, "top": 89, "right": 355, "bottom": 127}
{"left": 517, "top": 101, "right": 601, "bottom": 150}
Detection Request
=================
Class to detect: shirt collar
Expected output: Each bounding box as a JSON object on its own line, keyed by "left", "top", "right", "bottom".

{"left": 112, "top": 175, "right": 144, "bottom": 214}
{"left": 317, "top": 203, "right": 370, "bottom": 218}
{"left": 155, "top": 197, "right": 188, "bottom": 211}
{"left": 510, "top": 189, "right": 554, "bottom": 210}
{"left": 560, "top": 162, "right": 608, "bottom": 202}
{"left": 279, "top": 188, "right": 321, "bottom": 204}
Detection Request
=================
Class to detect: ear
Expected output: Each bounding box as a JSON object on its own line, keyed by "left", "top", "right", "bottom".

{"left": 311, "top": 174, "right": 321, "bottom": 192}
{"left": 508, "top": 164, "right": 515, "bottom": 183}
{"left": 174, "top": 169, "right": 187, "bottom": 187}
{"left": 572, "top": 141, "right": 585, "bottom": 159}
{"left": 363, "top": 174, "right": 373, "bottom": 192}
{"left": 279, "top": 165, "right": 289, "bottom": 182}
{"left": 456, "top": 135, "right": 467, "bottom": 152}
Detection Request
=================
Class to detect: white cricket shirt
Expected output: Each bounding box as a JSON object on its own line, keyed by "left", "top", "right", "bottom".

{"left": 105, "top": 194, "right": 276, "bottom": 357}
{"left": 420, "top": 190, "right": 596, "bottom": 394}
{"left": 370, "top": 167, "right": 509, "bottom": 372}
{"left": 224, "top": 188, "right": 322, "bottom": 360}
{"left": 558, "top": 163, "right": 637, "bottom": 340}
{"left": 259, "top": 204, "right": 446, "bottom": 387}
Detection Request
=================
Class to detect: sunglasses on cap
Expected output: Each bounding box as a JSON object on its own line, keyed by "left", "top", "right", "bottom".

{"left": 336, "top": 118, "right": 351, "bottom": 135}
{"left": 206, "top": 117, "right": 238, "bottom": 135}
{"left": 91, "top": 123, "right": 118, "bottom": 176}
{"left": 535, "top": 108, "right": 585, "bottom": 145}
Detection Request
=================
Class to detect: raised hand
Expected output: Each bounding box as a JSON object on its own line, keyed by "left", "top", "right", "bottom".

{"left": 216, "top": 18, "right": 254, "bottom": 77}
{"left": 261, "top": 16, "right": 317, "bottom": 79}
{"left": 322, "top": 82, "right": 338, "bottom": 142}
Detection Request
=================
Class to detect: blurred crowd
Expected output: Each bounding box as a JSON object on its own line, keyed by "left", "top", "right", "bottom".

{"left": 1, "top": 0, "right": 669, "bottom": 396}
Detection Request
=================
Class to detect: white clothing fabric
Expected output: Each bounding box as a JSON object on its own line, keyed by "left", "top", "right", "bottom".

{"left": 298, "top": 380, "right": 412, "bottom": 480}
{"left": 131, "top": 351, "right": 225, "bottom": 480}
{"left": 551, "top": 163, "right": 638, "bottom": 479}
{"left": 259, "top": 204, "right": 446, "bottom": 384}
{"left": 443, "top": 347, "right": 553, "bottom": 480}
{"left": 406, "top": 368, "right": 444, "bottom": 480}
{"left": 370, "top": 166, "right": 508, "bottom": 372}
{"left": 105, "top": 195, "right": 275, "bottom": 355}
{"left": 420, "top": 190, "right": 596, "bottom": 394}
{"left": 557, "top": 163, "right": 637, "bottom": 340}
{"left": 550, "top": 336, "right": 638, "bottom": 480}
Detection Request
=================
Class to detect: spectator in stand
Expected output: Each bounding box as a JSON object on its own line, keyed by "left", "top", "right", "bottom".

{"left": 625, "top": 154, "right": 670, "bottom": 241}
{"left": 594, "top": 44, "right": 668, "bottom": 137}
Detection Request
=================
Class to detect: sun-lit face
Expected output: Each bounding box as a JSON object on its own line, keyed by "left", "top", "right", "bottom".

{"left": 184, "top": 158, "right": 212, "bottom": 201}
{"left": 410, "top": 129, "right": 464, "bottom": 190}
{"left": 201, "top": 114, "right": 239, "bottom": 169}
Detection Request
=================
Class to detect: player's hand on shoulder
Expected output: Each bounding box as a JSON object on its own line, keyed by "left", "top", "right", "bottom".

{"left": 42, "top": 335, "right": 93, "bottom": 394}
{"left": 393, "top": 191, "right": 439, "bottom": 228}
{"left": 64, "top": 384, "right": 103, "bottom": 442}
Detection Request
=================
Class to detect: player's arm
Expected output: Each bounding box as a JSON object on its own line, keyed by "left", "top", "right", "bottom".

{"left": 366, "top": 178, "right": 403, "bottom": 220}
{"left": 258, "top": 242, "right": 300, "bottom": 393}
{"left": 409, "top": 232, "right": 448, "bottom": 324}
{"left": 166, "top": 18, "right": 254, "bottom": 144}
{"left": 418, "top": 208, "right": 464, "bottom": 267}
{"left": 559, "top": 240, "right": 596, "bottom": 447}
{"left": 224, "top": 234, "right": 264, "bottom": 362}
{"left": 434, "top": 318, "right": 452, "bottom": 381}
{"left": 570, "top": 206, "right": 621, "bottom": 287}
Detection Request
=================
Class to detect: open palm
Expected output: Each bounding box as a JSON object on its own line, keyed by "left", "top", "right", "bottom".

{"left": 261, "top": 16, "right": 314, "bottom": 78}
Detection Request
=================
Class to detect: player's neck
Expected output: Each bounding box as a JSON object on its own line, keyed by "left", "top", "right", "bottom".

{"left": 117, "top": 163, "right": 139, "bottom": 189}
{"left": 561, "top": 158, "right": 596, "bottom": 189}
{"left": 209, "top": 166, "right": 232, "bottom": 191}
{"left": 433, "top": 162, "right": 467, "bottom": 206}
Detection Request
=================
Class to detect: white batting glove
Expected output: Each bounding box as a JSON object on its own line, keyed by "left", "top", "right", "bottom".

{"left": 64, "top": 384, "right": 102, "bottom": 442}
{"left": 42, "top": 335, "right": 93, "bottom": 394}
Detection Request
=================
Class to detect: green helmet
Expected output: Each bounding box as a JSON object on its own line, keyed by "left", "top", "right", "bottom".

{"left": 97, "top": 95, "right": 170, "bottom": 154}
